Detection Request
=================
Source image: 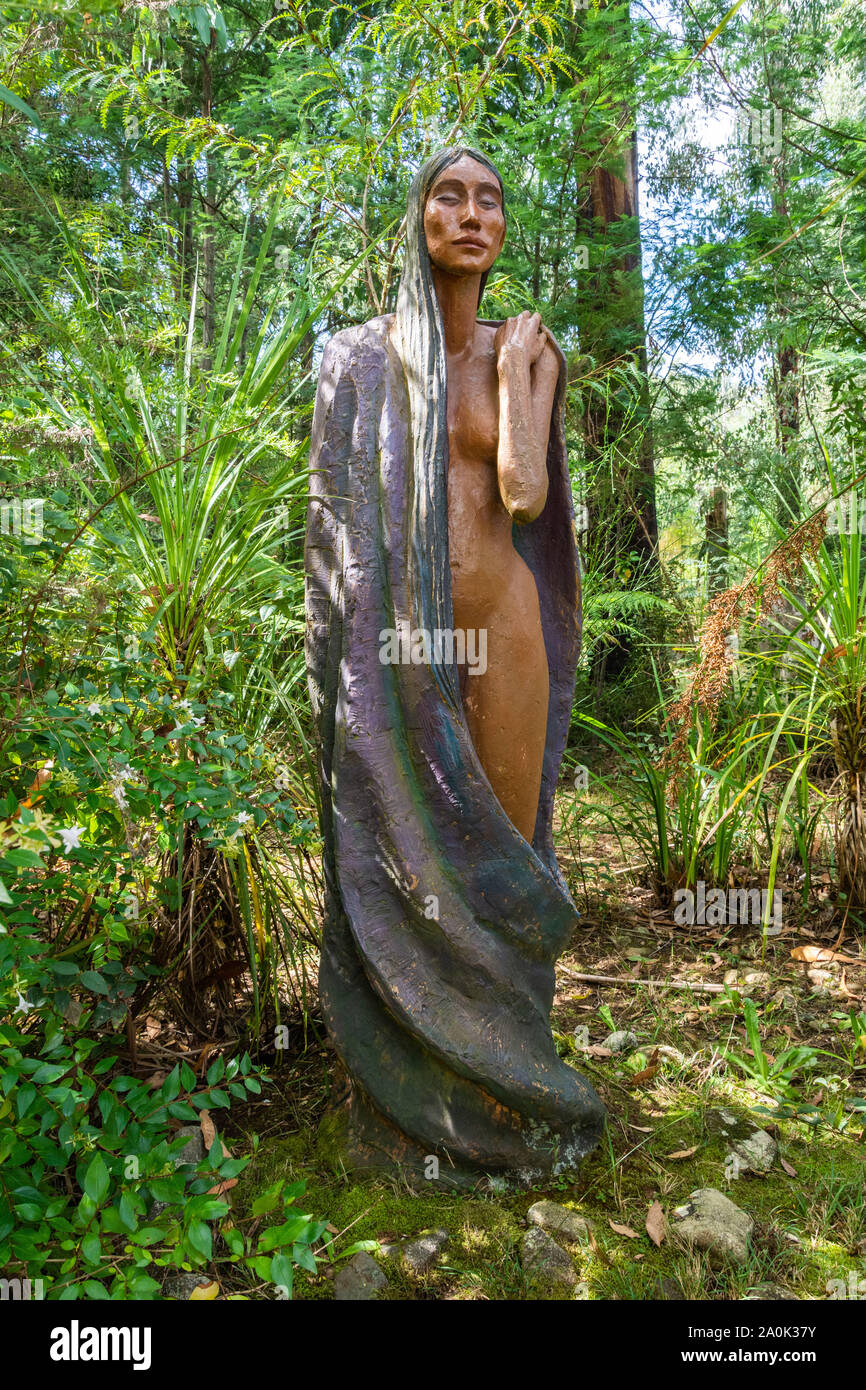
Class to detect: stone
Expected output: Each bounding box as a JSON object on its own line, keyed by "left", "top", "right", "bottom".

{"left": 379, "top": 1227, "right": 449, "bottom": 1274}
{"left": 671, "top": 1188, "right": 754, "bottom": 1267}
{"left": 743, "top": 1283, "right": 800, "bottom": 1300}
{"left": 162, "top": 1271, "right": 213, "bottom": 1300}
{"left": 653, "top": 1276, "right": 685, "bottom": 1300}
{"left": 526, "top": 1199, "right": 593, "bottom": 1243}
{"left": 706, "top": 1107, "right": 755, "bottom": 1141}
{"left": 150, "top": 1125, "right": 206, "bottom": 1220}
{"left": 521, "top": 1227, "right": 579, "bottom": 1290}
{"left": 723, "top": 969, "right": 770, "bottom": 991}
{"left": 333, "top": 1252, "right": 388, "bottom": 1301}
{"left": 172, "top": 1125, "right": 205, "bottom": 1167}
{"left": 707, "top": 1106, "right": 776, "bottom": 1173}
{"left": 727, "top": 1128, "right": 776, "bottom": 1174}
{"left": 401, "top": 1228, "right": 449, "bottom": 1275}
{"left": 602, "top": 1030, "right": 640, "bottom": 1054}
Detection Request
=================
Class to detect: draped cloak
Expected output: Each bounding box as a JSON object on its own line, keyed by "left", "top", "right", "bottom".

{"left": 304, "top": 313, "right": 604, "bottom": 1186}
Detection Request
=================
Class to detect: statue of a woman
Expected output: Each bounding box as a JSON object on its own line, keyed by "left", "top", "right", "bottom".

{"left": 305, "top": 146, "right": 604, "bottom": 1188}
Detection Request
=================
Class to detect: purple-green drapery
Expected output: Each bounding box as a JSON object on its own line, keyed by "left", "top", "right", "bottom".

{"left": 304, "top": 313, "right": 604, "bottom": 1186}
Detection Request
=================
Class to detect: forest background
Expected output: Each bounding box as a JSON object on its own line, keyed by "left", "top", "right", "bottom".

{"left": 1, "top": 0, "right": 865, "bottom": 1303}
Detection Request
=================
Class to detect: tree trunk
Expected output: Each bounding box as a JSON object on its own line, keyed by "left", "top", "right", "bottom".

{"left": 200, "top": 29, "right": 217, "bottom": 369}
{"left": 704, "top": 486, "right": 728, "bottom": 596}
{"left": 575, "top": 62, "right": 658, "bottom": 690}
{"left": 772, "top": 163, "right": 801, "bottom": 525}
{"left": 583, "top": 130, "right": 658, "bottom": 563}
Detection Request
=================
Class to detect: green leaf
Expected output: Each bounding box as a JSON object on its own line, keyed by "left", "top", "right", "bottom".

{"left": 81, "top": 1232, "right": 102, "bottom": 1265}
{"left": 83, "top": 1154, "right": 110, "bottom": 1204}
{"left": 16, "top": 1084, "right": 36, "bottom": 1118}
{"left": 80, "top": 971, "right": 109, "bottom": 995}
{"left": 32, "top": 1062, "right": 69, "bottom": 1083}
{"left": 130, "top": 1227, "right": 165, "bottom": 1246}
{"left": 192, "top": 5, "right": 212, "bottom": 45}
{"left": 251, "top": 1182, "right": 283, "bottom": 1217}
{"left": 49, "top": 961, "right": 81, "bottom": 976}
{"left": 223, "top": 1226, "right": 244, "bottom": 1257}
{"left": 162, "top": 1066, "right": 181, "bottom": 1102}
{"left": 82, "top": 1279, "right": 110, "bottom": 1299}
{"left": 293, "top": 1243, "right": 317, "bottom": 1274}
{"left": 187, "top": 1219, "right": 212, "bottom": 1259}
{"left": 0, "top": 83, "right": 39, "bottom": 124}
{"left": 269, "top": 1252, "right": 293, "bottom": 1295}
{"left": 118, "top": 1191, "right": 138, "bottom": 1232}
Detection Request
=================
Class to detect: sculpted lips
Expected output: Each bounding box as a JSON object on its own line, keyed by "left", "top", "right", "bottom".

{"left": 453, "top": 237, "right": 486, "bottom": 249}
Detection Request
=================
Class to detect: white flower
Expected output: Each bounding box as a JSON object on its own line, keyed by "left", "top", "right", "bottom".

{"left": 86, "top": 702, "right": 101, "bottom": 716}
{"left": 170, "top": 701, "right": 204, "bottom": 734}
{"left": 108, "top": 764, "right": 138, "bottom": 811}
{"left": 13, "top": 989, "right": 31, "bottom": 1015}
{"left": 58, "top": 825, "right": 84, "bottom": 852}
{"left": 226, "top": 811, "right": 252, "bottom": 844}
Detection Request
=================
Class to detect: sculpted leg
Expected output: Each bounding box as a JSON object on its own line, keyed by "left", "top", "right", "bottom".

{"left": 459, "top": 564, "right": 549, "bottom": 843}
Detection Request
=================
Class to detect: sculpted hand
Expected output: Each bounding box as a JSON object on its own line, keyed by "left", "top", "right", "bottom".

{"left": 494, "top": 310, "right": 549, "bottom": 370}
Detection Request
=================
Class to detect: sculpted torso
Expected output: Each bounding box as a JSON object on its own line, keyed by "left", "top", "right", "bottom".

{"left": 419, "top": 155, "right": 561, "bottom": 842}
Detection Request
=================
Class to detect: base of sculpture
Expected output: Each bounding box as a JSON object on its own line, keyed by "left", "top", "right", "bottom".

{"left": 317, "top": 1063, "right": 601, "bottom": 1194}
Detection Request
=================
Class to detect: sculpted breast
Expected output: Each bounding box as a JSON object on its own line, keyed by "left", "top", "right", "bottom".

{"left": 446, "top": 370, "right": 499, "bottom": 467}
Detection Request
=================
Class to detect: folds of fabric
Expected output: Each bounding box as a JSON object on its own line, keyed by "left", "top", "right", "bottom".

{"left": 304, "top": 314, "right": 604, "bottom": 1184}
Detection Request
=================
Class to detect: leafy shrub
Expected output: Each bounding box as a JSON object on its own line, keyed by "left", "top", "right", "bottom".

{"left": 0, "top": 828, "right": 326, "bottom": 1300}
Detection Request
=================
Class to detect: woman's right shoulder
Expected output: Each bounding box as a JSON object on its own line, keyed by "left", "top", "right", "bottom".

{"left": 324, "top": 314, "right": 395, "bottom": 358}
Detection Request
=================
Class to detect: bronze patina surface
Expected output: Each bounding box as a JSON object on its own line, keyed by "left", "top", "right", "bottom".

{"left": 304, "top": 148, "right": 604, "bottom": 1188}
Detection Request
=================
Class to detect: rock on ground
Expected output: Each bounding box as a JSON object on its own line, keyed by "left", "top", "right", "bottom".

{"left": 151, "top": 1125, "right": 206, "bottom": 1220}
{"left": 602, "top": 1030, "right": 640, "bottom": 1053}
{"left": 722, "top": 969, "right": 770, "bottom": 991}
{"left": 743, "top": 1283, "right": 800, "bottom": 1300}
{"left": 401, "top": 1228, "right": 449, "bottom": 1275}
{"left": 706, "top": 1108, "right": 777, "bottom": 1173}
{"left": 526, "top": 1200, "right": 593, "bottom": 1243}
{"left": 162, "top": 1272, "right": 214, "bottom": 1300}
{"left": 333, "top": 1252, "right": 388, "bottom": 1301}
{"left": 379, "top": 1227, "right": 450, "bottom": 1275}
{"left": 671, "top": 1188, "right": 754, "bottom": 1267}
{"left": 521, "top": 1227, "right": 579, "bottom": 1291}
{"left": 172, "top": 1125, "right": 205, "bottom": 1166}
{"left": 653, "top": 1276, "right": 685, "bottom": 1300}
{"left": 728, "top": 1129, "right": 777, "bottom": 1174}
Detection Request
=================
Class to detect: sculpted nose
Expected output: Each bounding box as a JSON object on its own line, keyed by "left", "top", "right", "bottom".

{"left": 461, "top": 201, "right": 482, "bottom": 228}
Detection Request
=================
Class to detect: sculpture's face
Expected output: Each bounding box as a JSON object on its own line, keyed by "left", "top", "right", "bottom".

{"left": 422, "top": 155, "right": 505, "bottom": 277}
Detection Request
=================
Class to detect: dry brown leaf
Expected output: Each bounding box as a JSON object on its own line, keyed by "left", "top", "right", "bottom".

{"left": 666, "top": 1145, "right": 699, "bottom": 1160}
{"left": 586, "top": 1045, "right": 613, "bottom": 1058}
{"left": 195, "top": 1042, "right": 220, "bottom": 1075}
{"left": 200, "top": 1109, "right": 217, "bottom": 1151}
{"left": 631, "top": 1048, "right": 660, "bottom": 1085}
{"left": 780, "top": 1155, "right": 797, "bottom": 1177}
{"left": 609, "top": 1221, "right": 640, "bottom": 1239}
{"left": 791, "top": 945, "right": 865, "bottom": 967}
{"left": 631, "top": 1125, "right": 654, "bottom": 1133}
{"left": 207, "top": 1177, "right": 238, "bottom": 1198}
{"left": 586, "top": 1227, "right": 610, "bottom": 1265}
{"left": 646, "top": 1201, "right": 667, "bottom": 1247}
